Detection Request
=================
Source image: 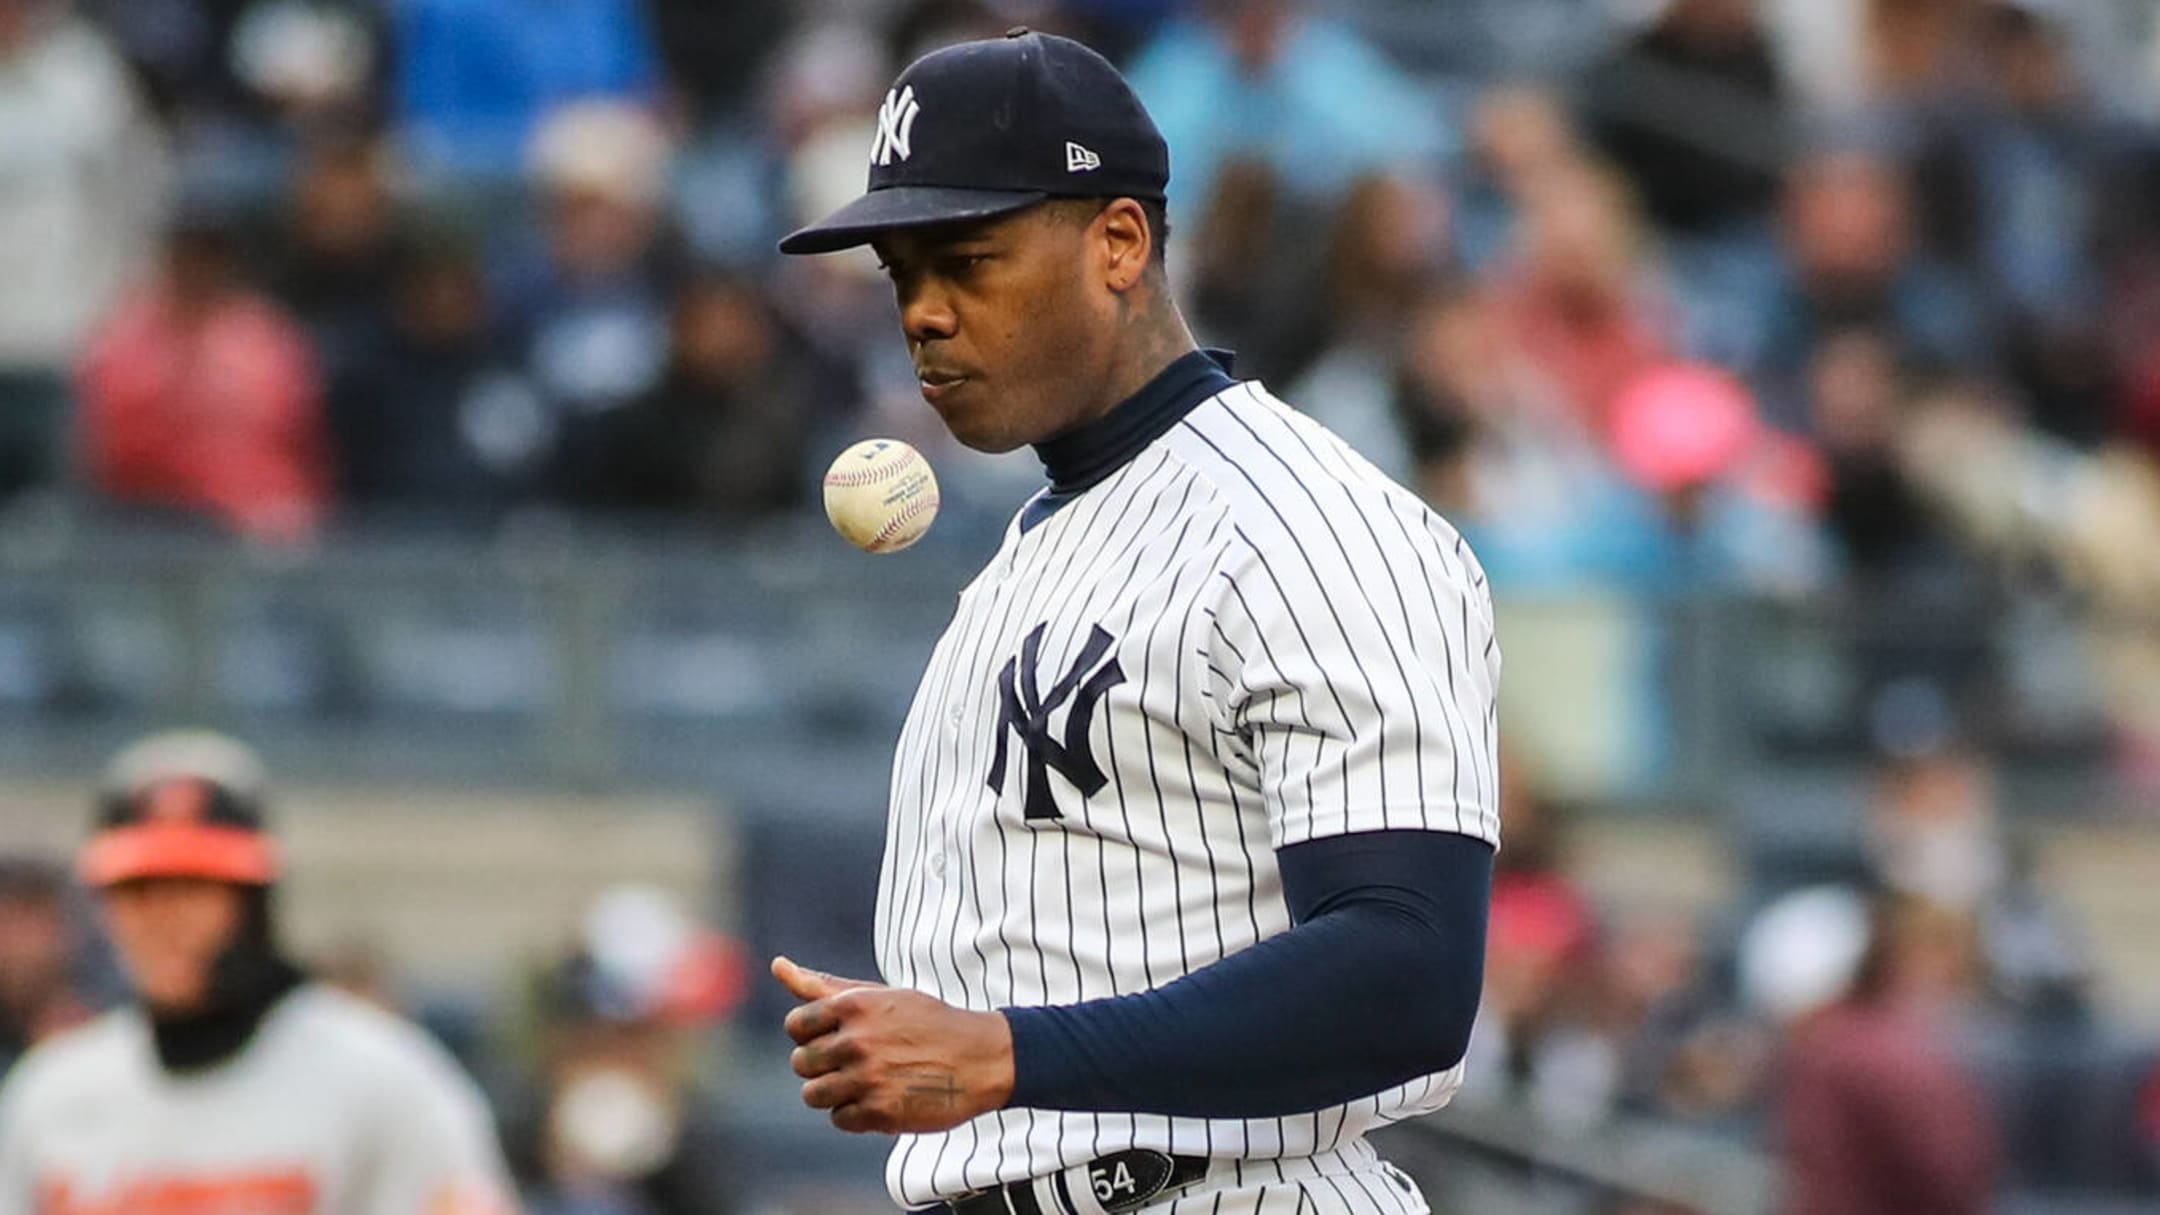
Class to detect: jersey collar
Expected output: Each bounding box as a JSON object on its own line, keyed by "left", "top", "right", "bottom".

{"left": 1031, "top": 348, "right": 1237, "bottom": 497}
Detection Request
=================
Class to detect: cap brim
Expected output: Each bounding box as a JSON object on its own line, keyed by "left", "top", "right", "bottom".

{"left": 79, "top": 823, "right": 278, "bottom": 887}
{"left": 779, "top": 185, "right": 1049, "bottom": 254}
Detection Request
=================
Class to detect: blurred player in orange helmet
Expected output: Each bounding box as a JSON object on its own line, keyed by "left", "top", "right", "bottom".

{"left": 0, "top": 730, "right": 519, "bottom": 1215}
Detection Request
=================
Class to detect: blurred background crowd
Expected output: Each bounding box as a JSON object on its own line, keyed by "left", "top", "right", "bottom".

{"left": 4, "top": 0, "right": 2160, "bottom": 1212}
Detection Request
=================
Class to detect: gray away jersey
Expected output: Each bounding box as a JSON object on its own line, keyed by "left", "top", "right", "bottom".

{"left": 0, "top": 983, "right": 515, "bottom": 1215}
{"left": 877, "top": 380, "right": 1502, "bottom": 1207}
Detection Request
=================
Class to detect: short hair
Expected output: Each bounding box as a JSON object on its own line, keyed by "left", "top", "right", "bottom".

{"left": 1138, "top": 198, "right": 1171, "bottom": 268}
{"left": 1052, "top": 197, "right": 1171, "bottom": 268}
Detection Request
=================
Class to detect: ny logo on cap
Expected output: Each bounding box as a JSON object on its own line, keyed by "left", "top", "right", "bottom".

{"left": 871, "top": 85, "right": 921, "bottom": 167}
{"left": 1065, "top": 142, "right": 1101, "bottom": 173}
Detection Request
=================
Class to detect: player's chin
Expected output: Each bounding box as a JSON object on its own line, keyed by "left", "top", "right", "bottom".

{"left": 928, "top": 393, "right": 1026, "bottom": 454}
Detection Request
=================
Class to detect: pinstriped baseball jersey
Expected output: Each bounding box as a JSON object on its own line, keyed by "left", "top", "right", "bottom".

{"left": 877, "top": 379, "right": 1501, "bottom": 1209}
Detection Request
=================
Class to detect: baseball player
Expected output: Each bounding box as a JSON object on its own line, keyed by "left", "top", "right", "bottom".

{"left": 0, "top": 731, "right": 519, "bottom": 1215}
{"left": 773, "top": 28, "right": 1500, "bottom": 1215}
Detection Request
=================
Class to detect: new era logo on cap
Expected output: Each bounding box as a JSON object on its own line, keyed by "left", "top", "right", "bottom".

{"left": 871, "top": 85, "right": 921, "bottom": 167}
{"left": 1066, "top": 142, "right": 1101, "bottom": 173}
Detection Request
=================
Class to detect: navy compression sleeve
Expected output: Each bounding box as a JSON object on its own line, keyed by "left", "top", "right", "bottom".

{"left": 1002, "top": 829, "right": 1493, "bottom": 1117}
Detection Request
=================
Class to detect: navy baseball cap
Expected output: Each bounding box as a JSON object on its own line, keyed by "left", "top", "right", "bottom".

{"left": 779, "top": 28, "right": 1170, "bottom": 255}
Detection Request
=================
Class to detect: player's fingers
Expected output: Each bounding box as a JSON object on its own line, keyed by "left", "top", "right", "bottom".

{"left": 771, "top": 956, "right": 839, "bottom": 1001}
{"left": 801, "top": 1070, "right": 868, "bottom": 1111}
{"left": 790, "top": 1033, "right": 858, "bottom": 1079}
{"left": 784, "top": 998, "right": 842, "bottom": 1045}
{"left": 773, "top": 956, "right": 879, "bottom": 1001}
{"left": 830, "top": 1102, "right": 885, "bottom": 1134}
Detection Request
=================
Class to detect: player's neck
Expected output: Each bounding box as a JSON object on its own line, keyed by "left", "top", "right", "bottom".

{"left": 1091, "top": 284, "right": 1199, "bottom": 428}
{"left": 1033, "top": 347, "right": 1234, "bottom": 497}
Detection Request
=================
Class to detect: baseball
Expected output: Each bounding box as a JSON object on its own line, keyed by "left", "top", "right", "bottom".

{"left": 823, "top": 438, "right": 941, "bottom": 553}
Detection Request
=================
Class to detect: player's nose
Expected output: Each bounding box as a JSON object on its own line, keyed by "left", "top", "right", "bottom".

{"left": 898, "top": 282, "right": 959, "bottom": 344}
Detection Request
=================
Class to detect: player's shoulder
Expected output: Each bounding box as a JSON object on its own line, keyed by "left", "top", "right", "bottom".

{"left": 1165, "top": 379, "right": 1469, "bottom": 560}
{"left": 0, "top": 1007, "right": 141, "bottom": 1111}
{"left": 276, "top": 984, "right": 483, "bottom": 1102}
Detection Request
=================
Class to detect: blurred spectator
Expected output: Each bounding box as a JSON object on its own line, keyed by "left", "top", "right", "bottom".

{"left": 1778, "top": 895, "right": 2001, "bottom": 1215}
{"left": 1179, "top": 160, "right": 1322, "bottom": 386}
{"left": 1608, "top": 908, "right": 1772, "bottom": 1129}
{"left": 554, "top": 272, "right": 812, "bottom": 520}
{"left": 1049, "top": 0, "right": 1180, "bottom": 63}
{"left": 1865, "top": 730, "right": 2093, "bottom": 1018}
{"left": 887, "top": 0, "right": 1018, "bottom": 65}
{"left": 1376, "top": 281, "right": 1656, "bottom": 589}
{"left": 228, "top": 0, "right": 380, "bottom": 129}
{"left": 1605, "top": 360, "right": 1829, "bottom": 593}
{"left": 1467, "top": 768, "right": 1597, "bottom": 1101}
{"left": 498, "top": 102, "right": 680, "bottom": 432}
{"left": 0, "top": 857, "right": 86, "bottom": 1078}
{"left": 1894, "top": 385, "right": 2160, "bottom": 753}
{"left": 78, "top": 0, "right": 271, "bottom": 124}
{"left": 1199, "top": 168, "right": 1447, "bottom": 390}
{"left": 1280, "top": 173, "right": 1452, "bottom": 389}
{"left": 1742, "top": 145, "right": 1989, "bottom": 432}
{"left": 1491, "top": 161, "right": 1671, "bottom": 433}
{"left": 1582, "top": 0, "right": 1794, "bottom": 238}
{"left": 1913, "top": 0, "right": 2118, "bottom": 447}
{"left": 1740, "top": 885, "right": 1873, "bottom": 1026}
{"left": 77, "top": 209, "right": 331, "bottom": 543}
{"left": 393, "top": 0, "right": 661, "bottom": 186}
{"left": 0, "top": 0, "right": 168, "bottom": 505}
{"left": 271, "top": 135, "right": 402, "bottom": 373}
{"left": 510, "top": 887, "right": 745, "bottom": 1215}
{"left": 1125, "top": 0, "right": 1448, "bottom": 242}
{"left": 1866, "top": 736, "right": 2006, "bottom": 913}
{"left": 1806, "top": 326, "right": 1955, "bottom": 579}
{"left": 327, "top": 235, "right": 546, "bottom": 519}
{"left": 644, "top": 0, "right": 791, "bottom": 124}
{"left": 1451, "top": 84, "right": 1587, "bottom": 275}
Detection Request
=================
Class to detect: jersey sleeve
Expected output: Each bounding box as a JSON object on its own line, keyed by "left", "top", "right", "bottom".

{"left": 353, "top": 1031, "right": 518, "bottom": 1215}
{"left": 1205, "top": 507, "right": 1501, "bottom": 850}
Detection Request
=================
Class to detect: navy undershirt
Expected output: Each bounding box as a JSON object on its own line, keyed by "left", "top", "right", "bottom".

{"left": 1001, "top": 354, "right": 1494, "bottom": 1119}
{"left": 1004, "top": 831, "right": 1492, "bottom": 1117}
{"left": 1020, "top": 347, "right": 1238, "bottom": 533}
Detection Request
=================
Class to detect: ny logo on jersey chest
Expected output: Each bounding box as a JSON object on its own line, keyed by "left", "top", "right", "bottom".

{"left": 987, "top": 622, "right": 1126, "bottom": 820}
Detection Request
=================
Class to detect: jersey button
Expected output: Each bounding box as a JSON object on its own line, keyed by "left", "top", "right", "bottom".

{"left": 927, "top": 850, "right": 948, "bottom": 880}
{"left": 947, "top": 701, "right": 965, "bottom": 728}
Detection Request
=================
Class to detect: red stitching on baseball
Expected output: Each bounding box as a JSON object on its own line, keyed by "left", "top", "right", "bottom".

{"left": 869, "top": 492, "right": 941, "bottom": 549}
{"left": 826, "top": 451, "right": 923, "bottom": 489}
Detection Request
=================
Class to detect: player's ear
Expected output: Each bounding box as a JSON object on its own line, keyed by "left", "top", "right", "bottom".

{"left": 1097, "top": 199, "right": 1150, "bottom": 294}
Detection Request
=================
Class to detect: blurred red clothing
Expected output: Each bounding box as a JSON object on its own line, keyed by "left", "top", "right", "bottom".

{"left": 1493, "top": 271, "right": 1669, "bottom": 432}
{"left": 1778, "top": 1000, "right": 1999, "bottom": 1215}
{"left": 78, "top": 286, "right": 329, "bottom": 542}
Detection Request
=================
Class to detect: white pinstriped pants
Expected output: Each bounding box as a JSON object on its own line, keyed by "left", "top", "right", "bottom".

{"left": 1149, "top": 1143, "right": 1429, "bottom": 1215}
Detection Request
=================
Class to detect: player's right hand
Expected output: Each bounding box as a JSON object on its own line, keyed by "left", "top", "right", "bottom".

{"left": 773, "top": 955, "right": 1016, "bottom": 1135}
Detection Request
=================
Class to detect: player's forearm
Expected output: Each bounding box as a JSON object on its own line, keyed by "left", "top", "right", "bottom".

{"left": 1001, "top": 830, "right": 1493, "bottom": 1118}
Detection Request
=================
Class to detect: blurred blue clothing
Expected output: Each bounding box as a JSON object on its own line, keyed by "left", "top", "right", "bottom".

{"left": 1465, "top": 467, "right": 1826, "bottom": 597}
{"left": 1126, "top": 14, "right": 1448, "bottom": 231}
{"left": 1937, "top": 107, "right": 2108, "bottom": 328}
{"left": 489, "top": 228, "right": 676, "bottom": 418}
{"left": 1732, "top": 263, "right": 1990, "bottom": 435}
{"left": 394, "top": 0, "right": 660, "bottom": 183}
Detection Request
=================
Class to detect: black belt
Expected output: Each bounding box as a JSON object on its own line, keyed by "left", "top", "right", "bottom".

{"left": 928, "top": 1150, "right": 1211, "bottom": 1215}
